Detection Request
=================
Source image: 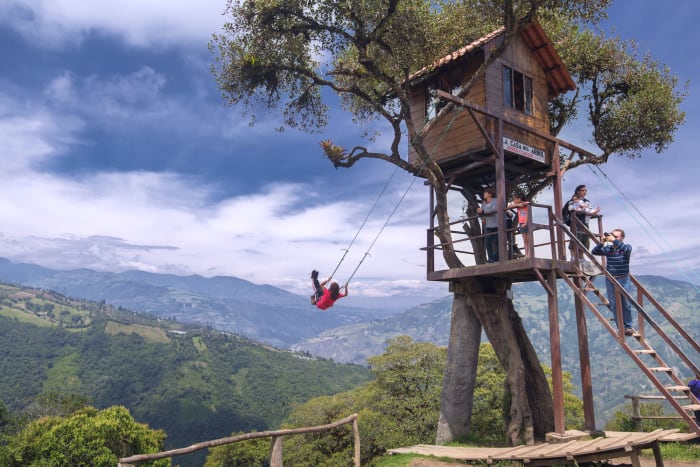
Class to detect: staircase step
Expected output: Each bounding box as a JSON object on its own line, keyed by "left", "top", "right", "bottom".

{"left": 649, "top": 367, "right": 672, "bottom": 372}
{"left": 666, "top": 385, "right": 690, "bottom": 391}
{"left": 633, "top": 349, "right": 656, "bottom": 355}
{"left": 683, "top": 404, "right": 700, "bottom": 411}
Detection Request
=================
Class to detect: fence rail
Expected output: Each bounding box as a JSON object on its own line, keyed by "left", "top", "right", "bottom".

{"left": 118, "top": 413, "right": 360, "bottom": 467}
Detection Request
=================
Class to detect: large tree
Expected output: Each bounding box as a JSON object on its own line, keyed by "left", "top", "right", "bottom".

{"left": 211, "top": 0, "right": 685, "bottom": 445}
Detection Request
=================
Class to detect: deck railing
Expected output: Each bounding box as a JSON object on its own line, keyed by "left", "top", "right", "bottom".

{"left": 118, "top": 413, "right": 360, "bottom": 467}
{"left": 426, "top": 202, "right": 598, "bottom": 272}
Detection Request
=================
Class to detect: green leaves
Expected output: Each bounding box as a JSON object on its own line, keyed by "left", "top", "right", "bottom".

{"left": 549, "top": 24, "right": 687, "bottom": 161}
{"left": 0, "top": 406, "right": 168, "bottom": 467}
{"left": 244, "top": 337, "right": 584, "bottom": 465}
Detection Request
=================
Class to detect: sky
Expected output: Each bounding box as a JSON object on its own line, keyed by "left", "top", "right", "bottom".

{"left": 0, "top": 0, "right": 698, "bottom": 305}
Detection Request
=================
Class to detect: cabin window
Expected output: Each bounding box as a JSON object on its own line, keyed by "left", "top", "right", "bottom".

{"left": 425, "top": 76, "right": 462, "bottom": 121}
{"left": 503, "top": 66, "right": 533, "bottom": 115}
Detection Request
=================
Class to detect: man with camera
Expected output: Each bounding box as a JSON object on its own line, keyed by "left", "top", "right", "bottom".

{"left": 592, "top": 229, "right": 635, "bottom": 335}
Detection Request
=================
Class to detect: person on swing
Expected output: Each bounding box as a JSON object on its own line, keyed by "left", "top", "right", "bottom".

{"left": 310, "top": 270, "right": 348, "bottom": 310}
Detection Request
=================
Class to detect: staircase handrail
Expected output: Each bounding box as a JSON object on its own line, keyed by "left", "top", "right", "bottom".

{"left": 553, "top": 260, "right": 700, "bottom": 434}
{"left": 629, "top": 275, "right": 700, "bottom": 357}
{"left": 556, "top": 217, "right": 699, "bottom": 376}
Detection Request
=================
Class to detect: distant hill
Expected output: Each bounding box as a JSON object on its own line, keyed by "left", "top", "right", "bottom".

{"left": 0, "top": 283, "right": 371, "bottom": 466}
{"left": 0, "top": 257, "right": 397, "bottom": 348}
{"left": 291, "top": 275, "right": 700, "bottom": 422}
{"left": 1, "top": 257, "right": 698, "bottom": 426}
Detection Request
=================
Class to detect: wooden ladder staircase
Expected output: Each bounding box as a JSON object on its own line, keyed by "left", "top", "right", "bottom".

{"left": 555, "top": 253, "right": 700, "bottom": 435}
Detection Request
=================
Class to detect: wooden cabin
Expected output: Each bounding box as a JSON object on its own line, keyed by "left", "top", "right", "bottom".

{"left": 407, "top": 22, "right": 575, "bottom": 189}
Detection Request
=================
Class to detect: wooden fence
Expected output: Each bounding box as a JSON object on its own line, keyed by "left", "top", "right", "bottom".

{"left": 118, "top": 413, "right": 360, "bottom": 467}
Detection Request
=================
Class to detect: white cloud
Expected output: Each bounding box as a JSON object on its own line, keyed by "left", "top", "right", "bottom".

{"left": 1, "top": 0, "right": 698, "bottom": 308}
{"left": 0, "top": 89, "right": 443, "bottom": 298}
{"left": 0, "top": 0, "right": 226, "bottom": 49}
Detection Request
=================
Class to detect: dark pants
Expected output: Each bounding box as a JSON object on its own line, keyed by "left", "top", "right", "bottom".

{"left": 485, "top": 227, "right": 498, "bottom": 262}
{"left": 569, "top": 229, "right": 590, "bottom": 256}
{"left": 606, "top": 275, "right": 633, "bottom": 329}
{"left": 312, "top": 278, "right": 323, "bottom": 301}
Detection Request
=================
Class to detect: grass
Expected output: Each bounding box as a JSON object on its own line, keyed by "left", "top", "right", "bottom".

{"left": 0, "top": 307, "right": 54, "bottom": 327}
{"left": 371, "top": 453, "right": 464, "bottom": 466}
{"left": 655, "top": 441, "right": 700, "bottom": 461}
{"left": 373, "top": 453, "right": 518, "bottom": 466}
{"left": 192, "top": 335, "right": 208, "bottom": 352}
{"left": 105, "top": 320, "right": 171, "bottom": 343}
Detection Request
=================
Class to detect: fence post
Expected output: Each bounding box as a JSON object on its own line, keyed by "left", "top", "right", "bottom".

{"left": 353, "top": 417, "right": 361, "bottom": 467}
{"left": 269, "top": 436, "right": 283, "bottom": 467}
{"left": 630, "top": 396, "right": 642, "bottom": 431}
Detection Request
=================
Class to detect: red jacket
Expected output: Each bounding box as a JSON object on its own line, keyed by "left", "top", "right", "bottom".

{"left": 316, "top": 288, "right": 346, "bottom": 310}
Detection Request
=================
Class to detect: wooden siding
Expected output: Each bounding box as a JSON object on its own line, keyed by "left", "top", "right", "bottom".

{"left": 493, "top": 36, "right": 550, "bottom": 139}
{"left": 408, "top": 60, "right": 488, "bottom": 164}
{"left": 408, "top": 32, "right": 553, "bottom": 167}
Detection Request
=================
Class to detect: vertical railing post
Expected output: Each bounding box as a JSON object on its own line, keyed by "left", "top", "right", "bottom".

{"left": 352, "top": 416, "right": 361, "bottom": 467}
{"left": 614, "top": 285, "right": 624, "bottom": 338}
{"left": 637, "top": 285, "right": 645, "bottom": 338}
{"left": 427, "top": 187, "right": 435, "bottom": 274}
{"left": 631, "top": 397, "right": 642, "bottom": 431}
{"left": 269, "top": 436, "right": 283, "bottom": 467}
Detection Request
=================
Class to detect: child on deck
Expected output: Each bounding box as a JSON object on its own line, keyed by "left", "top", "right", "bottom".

{"left": 507, "top": 193, "right": 530, "bottom": 257}
{"left": 572, "top": 195, "right": 600, "bottom": 225}
{"left": 310, "top": 270, "right": 348, "bottom": 310}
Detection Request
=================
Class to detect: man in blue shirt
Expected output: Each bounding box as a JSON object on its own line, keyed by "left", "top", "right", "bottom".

{"left": 592, "top": 228, "right": 634, "bottom": 335}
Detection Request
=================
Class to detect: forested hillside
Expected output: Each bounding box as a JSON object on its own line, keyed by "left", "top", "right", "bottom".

{"left": 0, "top": 283, "right": 371, "bottom": 465}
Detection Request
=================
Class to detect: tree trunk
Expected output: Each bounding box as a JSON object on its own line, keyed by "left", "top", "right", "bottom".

{"left": 439, "top": 277, "right": 554, "bottom": 446}
{"left": 436, "top": 282, "right": 482, "bottom": 443}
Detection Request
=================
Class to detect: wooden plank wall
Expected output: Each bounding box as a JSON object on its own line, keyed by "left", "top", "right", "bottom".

{"left": 408, "top": 34, "right": 552, "bottom": 167}
{"left": 408, "top": 65, "right": 488, "bottom": 164}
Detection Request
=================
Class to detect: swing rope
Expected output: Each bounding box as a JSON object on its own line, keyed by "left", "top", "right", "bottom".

{"left": 339, "top": 105, "right": 465, "bottom": 288}
{"left": 586, "top": 163, "right": 700, "bottom": 290}
{"left": 327, "top": 163, "right": 401, "bottom": 282}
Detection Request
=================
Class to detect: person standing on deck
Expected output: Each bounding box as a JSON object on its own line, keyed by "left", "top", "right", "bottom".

{"left": 477, "top": 187, "right": 498, "bottom": 263}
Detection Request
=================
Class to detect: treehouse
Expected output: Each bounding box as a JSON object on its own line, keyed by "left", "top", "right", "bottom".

{"left": 407, "top": 21, "right": 574, "bottom": 191}
{"left": 407, "top": 22, "right": 700, "bottom": 440}
{"left": 407, "top": 21, "right": 582, "bottom": 280}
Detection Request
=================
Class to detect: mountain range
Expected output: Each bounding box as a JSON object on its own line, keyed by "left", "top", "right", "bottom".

{"left": 0, "top": 257, "right": 399, "bottom": 348}
{"left": 0, "top": 257, "right": 698, "bottom": 424}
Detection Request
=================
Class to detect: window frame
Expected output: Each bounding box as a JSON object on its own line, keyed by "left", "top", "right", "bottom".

{"left": 425, "top": 75, "right": 463, "bottom": 122}
{"left": 503, "top": 65, "right": 533, "bottom": 115}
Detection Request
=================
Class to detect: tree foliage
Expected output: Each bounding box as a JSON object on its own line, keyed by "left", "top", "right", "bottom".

{"left": 207, "top": 337, "right": 585, "bottom": 465}
{"left": 604, "top": 401, "right": 688, "bottom": 433}
{"left": 0, "top": 406, "right": 168, "bottom": 467}
{"left": 204, "top": 433, "right": 270, "bottom": 467}
{"left": 546, "top": 19, "right": 686, "bottom": 166}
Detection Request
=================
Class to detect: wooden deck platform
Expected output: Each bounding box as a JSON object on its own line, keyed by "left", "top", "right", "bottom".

{"left": 427, "top": 257, "right": 580, "bottom": 283}
{"left": 388, "top": 430, "right": 697, "bottom": 466}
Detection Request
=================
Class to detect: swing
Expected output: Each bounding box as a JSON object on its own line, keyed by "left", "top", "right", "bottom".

{"left": 308, "top": 99, "right": 464, "bottom": 306}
